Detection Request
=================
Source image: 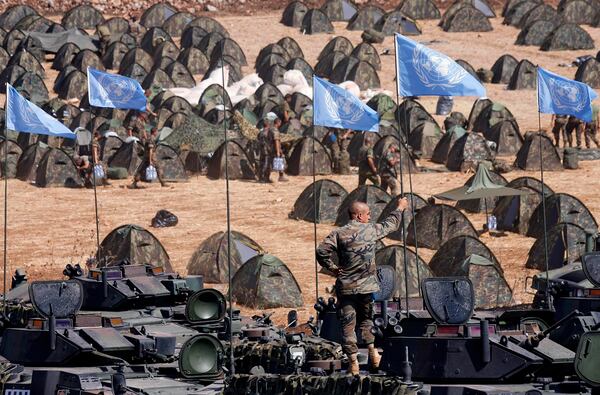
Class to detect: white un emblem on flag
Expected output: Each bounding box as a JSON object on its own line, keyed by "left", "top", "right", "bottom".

{"left": 324, "top": 87, "right": 364, "bottom": 124}
{"left": 412, "top": 43, "right": 467, "bottom": 88}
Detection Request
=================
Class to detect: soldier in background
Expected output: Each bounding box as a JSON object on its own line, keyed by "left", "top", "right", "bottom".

{"left": 584, "top": 104, "right": 600, "bottom": 149}
{"left": 131, "top": 139, "right": 167, "bottom": 188}
{"left": 257, "top": 112, "right": 285, "bottom": 183}
{"left": 127, "top": 112, "right": 149, "bottom": 141}
{"left": 379, "top": 144, "right": 401, "bottom": 196}
{"left": 565, "top": 115, "right": 584, "bottom": 148}
{"left": 316, "top": 197, "right": 409, "bottom": 375}
{"left": 550, "top": 114, "right": 568, "bottom": 147}
{"left": 358, "top": 134, "right": 379, "bottom": 187}
{"left": 326, "top": 129, "right": 352, "bottom": 174}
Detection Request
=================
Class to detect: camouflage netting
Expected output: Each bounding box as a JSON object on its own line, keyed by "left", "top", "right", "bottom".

{"left": 231, "top": 254, "right": 303, "bottom": 309}
{"left": 290, "top": 179, "right": 348, "bottom": 224}
{"left": 527, "top": 193, "right": 598, "bottom": 239}
{"left": 375, "top": 245, "right": 433, "bottom": 298}
{"left": 35, "top": 148, "right": 83, "bottom": 188}
{"left": 514, "top": 132, "right": 563, "bottom": 171}
{"left": 335, "top": 185, "right": 391, "bottom": 226}
{"left": 377, "top": 193, "right": 429, "bottom": 241}
{"left": 526, "top": 222, "right": 588, "bottom": 270}
{"left": 162, "top": 113, "right": 224, "bottom": 154}
{"left": 187, "top": 230, "right": 263, "bottom": 283}
{"left": 406, "top": 204, "right": 478, "bottom": 249}
{"left": 96, "top": 224, "right": 173, "bottom": 271}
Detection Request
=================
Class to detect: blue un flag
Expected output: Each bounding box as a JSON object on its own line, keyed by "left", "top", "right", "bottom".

{"left": 537, "top": 67, "right": 596, "bottom": 122}
{"left": 87, "top": 68, "right": 147, "bottom": 111}
{"left": 6, "top": 84, "right": 75, "bottom": 139}
{"left": 313, "top": 76, "right": 379, "bottom": 132}
{"left": 395, "top": 34, "right": 486, "bottom": 97}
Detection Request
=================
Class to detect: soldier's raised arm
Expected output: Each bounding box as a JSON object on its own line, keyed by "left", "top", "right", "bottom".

{"left": 373, "top": 197, "right": 409, "bottom": 240}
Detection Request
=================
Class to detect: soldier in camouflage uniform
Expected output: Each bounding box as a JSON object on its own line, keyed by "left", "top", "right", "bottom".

{"left": 584, "top": 104, "right": 600, "bottom": 149}
{"left": 358, "top": 134, "right": 379, "bottom": 187}
{"left": 131, "top": 139, "right": 167, "bottom": 188}
{"left": 326, "top": 129, "right": 353, "bottom": 174}
{"left": 258, "top": 112, "right": 285, "bottom": 183}
{"left": 551, "top": 114, "right": 568, "bottom": 147}
{"left": 566, "top": 115, "right": 584, "bottom": 148}
{"left": 316, "top": 198, "right": 409, "bottom": 375}
{"left": 379, "top": 144, "right": 401, "bottom": 196}
{"left": 281, "top": 94, "right": 295, "bottom": 124}
{"left": 127, "top": 112, "right": 149, "bottom": 141}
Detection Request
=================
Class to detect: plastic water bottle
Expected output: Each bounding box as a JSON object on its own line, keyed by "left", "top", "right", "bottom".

{"left": 93, "top": 165, "right": 105, "bottom": 180}
{"left": 146, "top": 165, "right": 157, "bottom": 181}
{"left": 487, "top": 215, "right": 497, "bottom": 231}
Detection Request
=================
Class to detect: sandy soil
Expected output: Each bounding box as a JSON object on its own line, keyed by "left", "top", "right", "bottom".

{"left": 4, "top": 12, "right": 600, "bottom": 325}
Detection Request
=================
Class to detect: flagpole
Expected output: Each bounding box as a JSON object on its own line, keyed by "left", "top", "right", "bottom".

{"left": 535, "top": 67, "right": 550, "bottom": 308}
{"left": 394, "top": 36, "right": 412, "bottom": 314}
{"left": 86, "top": 69, "right": 102, "bottom": 266}
{"left": 3, "top": 85, "right": 9, "bottom": 316}
{"left": 311, "top": 78, "right": 319, "bottom": 304}
{"left": 220, "top": 41, "right": 234, "bottom": 376}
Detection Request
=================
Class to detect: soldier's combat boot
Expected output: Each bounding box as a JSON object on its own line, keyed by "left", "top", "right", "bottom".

{"left": 278, "top": 172, "right": 289, "bottom": 182}
{"left": 348, "top": 353, "right": 359, "bottom": 376}
{"left": 368, "top": 344, "right": 381, "bottom": 371}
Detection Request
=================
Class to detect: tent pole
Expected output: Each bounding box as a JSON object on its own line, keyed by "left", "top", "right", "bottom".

{"left": 394, "top": 37, "right": 411, "bottom": 313}
{"left": 220, "top": 42, "right": 234, "bottom": 376}
{"left": 312, "top": 98, "right": 319, "bottom": 304}
{"left": 536, "top": 82, "right": 550, "bottom": 309}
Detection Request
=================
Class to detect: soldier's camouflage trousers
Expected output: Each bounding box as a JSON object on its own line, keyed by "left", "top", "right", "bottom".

{"left": 552, "top": 123, "right": 568, "bottom": 147}
{"left": 258, "top": 153, "right": 272, "bottom": 182}
{"left": 337, "top": 293, "right": 375, "bottom": 355}
{"left": 381, "top": 173, "right": 401, "bottom": 196}
{"left": 585, "top": 124, "right": 600, "bottom": 149}
{"left": 358, "top": 173, "right": 379, "bottom": 187}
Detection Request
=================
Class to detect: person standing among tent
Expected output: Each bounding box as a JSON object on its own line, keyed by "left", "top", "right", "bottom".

{"left": 358, "top": 134, "right": 379, "bottom": 187}
{"left": 550, "top": 114, "right": 568, "bottom": 147}
{"left": 584, "top": 104, "right": 600, "bottom": 149}
{"left": 316, "top": 197, "right": 409, "bottom": 375}
{"left": 257, "top": 112, "right": 286, "bottom": 183}
{"left": 130, "top": 139, "right": 167, "bottom": 188}
{"left": 127, "top": 112, "right": 149, "bottom": 142}
{"left": 565, "top": 115, "right": 584, "bottom": 148}
{"left": 379, "top": 144, "right": 401, "bottom": 196}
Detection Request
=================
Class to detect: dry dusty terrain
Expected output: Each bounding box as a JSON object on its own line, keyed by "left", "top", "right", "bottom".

{"left": 4, "top": 12, "right": 600, "bottom": 324}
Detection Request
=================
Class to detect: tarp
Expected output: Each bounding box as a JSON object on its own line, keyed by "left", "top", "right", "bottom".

{"left": 435, "top": 163, "right": 530, "bottom": 201}
{"left": 25, "top": 29, "right": 97, "bottom": 53}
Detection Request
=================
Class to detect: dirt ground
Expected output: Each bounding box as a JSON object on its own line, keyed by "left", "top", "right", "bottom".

{"left": 4, "top": 12, "right": 600, "bottom": 325}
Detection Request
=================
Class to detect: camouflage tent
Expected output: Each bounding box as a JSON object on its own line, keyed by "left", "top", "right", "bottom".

{"left": 56, "top": 70, "right": 87, "bottom": 100}
{"left": 575, "top": 58, "right": 600, "bottom": 88}
{"left": 231, "top": 254, "right": 303, "bottom": 309}
{"left": 287, "top": 136, "right": 332, "bottom": 176}
{"left": 281, "top": 1, "right": 309, "bottom": 27}
{"left": 35, "top": 148, "right": 83, "bottom": 188}
{"left": 346, "top": 5, "right": 385, "bottom": 30}
{"left": 507, "top": 176, "right": 553, "bottom": 194}
{"left": 352, "top": 42, "right": 381, "bottom": 70}
{"left": 440, "top": 4, "right": 492, "bottom": 32}
{"left": 431, "top": 126, "right": 467, "bottom": 164}
{"left": 408, "top": 121, "right": 442, "bottom": 159}
{"left": 493, "top": 185, "right": 544, "bottom": 235}
{"left": 526, "top": 222, "right": 587, "bottom": 270}
{"left": 503, "top": 0, "right": 540, "bottom": 26}
{"left": 375, "top": 11, "right": 422, "bottom": 36}
{"left": 456, "top": 59, "right": 480, "bottom": 81}
{"left": 485, "top": 120, "right": 524, "bottom": 155}
{"left": 207, "top": 140, "right": 255, "bottom": 180}
{"left": 528, "top": 193, "right": 598, "bottom": 239}
{"left": 375, "top": 245, "right": 433, "bottom": 298}
{"left": 97, "top": 17, "right": 130, "bottom": 36}
{"left": 374, "top": 135, "right": 419, "bottom": 174}
{"left": 121, "top": 48, "right": 154, "bottom": 74}
{"left": 8, "top": 50, "right": 44, "bottom": 77}
{"left": 502, "top": 0, "right": 541, "bottom": 17}
{"left": 139, "top": 144, "right": 187, "bottom": 182}
{"left": 141, "top": 2, "right": 179, "bottom": 28}
{"left": 178, "top": 47, "right": 210, "bottom": 75}
{"left": 108, "top": 140, "right": 144, "bottom": 175}
{"left": 432, "top": 250, "right": 511, "bottom": 309}
{"left": 397, "top": 99, "right": 438, "bottom": 136}
{"left": 72, "top": 49, "right": 104, "bottom": 72}
{"left": 330, "top": 58, "right": 381, "bottom": 90}
{"left": 377, "top": 193, "right": 429, "bottom": 241}
{"left": 0, "top": 139, "right": 22, "bottom": 178}
{"left": 517, "top": 4, "right": 561, "bottom": 29}
{"left": 102, "top": 42, "right": 129, "bottom": 70}
{"left": 491, "top": 54, "right": 518, "bottom": 84}
{"left": 99, "top": 135, "right": 123, "bottom": 163}
{"left": 454, "top": 170, "right": 508, "bottom": 213}
{"left": 301, "top": 9, "right": 334, "bottom": 34}
{"left": 287, "top": 57, "right": 314, "bottom": 84}
{"left": 514, "top": 132, "right": 562, "bottom": 171}
{"left": 541, "top": 23, "right": 594, "bottom": 51}
{"left": 153, "top": 41, "right": 180, "bottom": 63}
{"left": 472, "top": 102, "right": 516, "bottom": 136}
{"left": 465, "top": 0, "right": 496, "bottom": 16}
{"left": 367, "top": 93, "right": 397, "bottom": 121}
{"left": 559, "top": 0, "right": 596, "bottom": 25}
{"left": 467, "top": 98, "right": 493, "bottom": 129}
{"left": 121, "top": 63, "right": 149, "bottom": 84}
{"left": 277, "top": 36, "right": 304, "bottom": 59}
{"left": 290, "top": 179, "right": 348, "bottom": 224}
{"left": 181, "top": 26, "right": 209, "bottom": 49}
{"left": 429, "top": 234, "right": 501, "bottom": 270}
{"left": 52, "top": 43, "right": 80, "bottom": 70}
{"left": 508, "top": 59, "right": 537, "bottom": 90}
{"left": 516, "top": 19, "right": 561, "bottom": 46}
{"left": 315, "top": 51, "right": 348, "bottom": 78}
{"left": 187, "top": 230, "right": 263, "bottom": 283}
{"left": 335, "top": 185, "right": 392, "bottom": 226}
{"left": 96, "top": 224, "right": 172, "bottom": 271}
{"left": 164, "top": 61, "right": 195, "bottom": 88}
{"left": 444, "top": 112, "right": 468, "bottom": 131}
{"left": 348, "top": 132, "right": 382, "bottom": 166}
{"left": 0, "top": 5, "right": 38, "bottom": 31}
{"left": 321, "top": 0, "right": 357, "bottom": 22}
{"left": 14, "top": 72, "right": 48, "bottom": 103}
{"left": 210, "top": 38, "right": 247, "bottom": 66}
{"left": 163, "top": 12, "right": 194, "bottom": 37}
{"left": 318, "top": 36, "right": 354, "bottom": 60}
{"left": 140, "top": 27, "right": 173, "bottom": 54}
{"left": 188, "top": 16, "right": 229, "bottom": 37}
{"left": 446, "top": 132, "right": 494, "bottom": 172}
{"left": 16, "top": 142, "right": 48, "bottom": 181}
{"left": 406, "top": 204, "right": 478, "bottom": 249}
{"left": 62, "top": 5, "right": 104, "bottom": 30}
{"left": 398, "top": 0, "right": 441, "bottom": 20}
{"left": 0, "top": 65, "right": 27, "bottom": 89}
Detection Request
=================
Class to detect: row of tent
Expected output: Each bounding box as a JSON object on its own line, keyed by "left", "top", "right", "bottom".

{"left": 504, "top": 0, "right": 596, "bottom": 51}
{"left": 282, "top": 0, "right": 498, "bottom": 34}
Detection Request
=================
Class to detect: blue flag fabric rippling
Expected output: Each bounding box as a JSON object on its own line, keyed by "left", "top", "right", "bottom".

{"left": 537, "top": 67, "right": 596, "bottom": 122}
{"left": 5, "top": 84, "right": 76, "bottom": 139}
{"left": 313, "top": 76, "right": 379, "bottom": 132}
{"left": 87, "top": 68, "right": 147, "bottom": 111}
{"left": 395, "top": 34, "right": 486, "bottom": 97}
